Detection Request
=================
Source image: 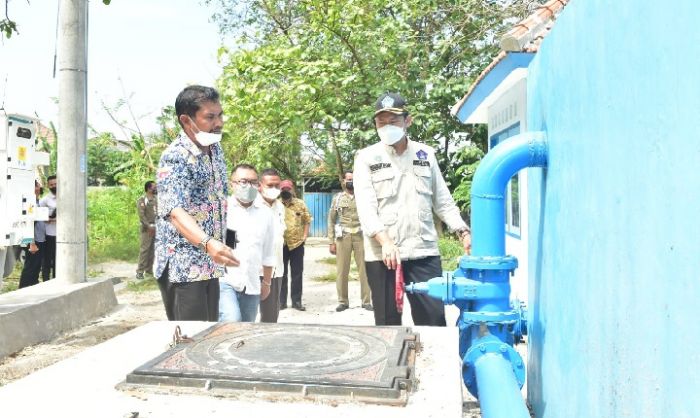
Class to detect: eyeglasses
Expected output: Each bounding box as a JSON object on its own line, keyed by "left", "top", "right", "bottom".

{"left": 233, "top": 179, "right": 259, "bottom": 187}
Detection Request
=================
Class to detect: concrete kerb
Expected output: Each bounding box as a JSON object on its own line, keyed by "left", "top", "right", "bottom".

{"left": 0, "top": 277, "right": 118, "bottom": 360}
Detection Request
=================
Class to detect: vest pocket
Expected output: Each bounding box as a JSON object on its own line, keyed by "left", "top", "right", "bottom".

{"left": 371, "top": 170, "right": 396, "bottom": 199}
{"left": 418, "top": 209, "right": 437, "bottom": 242}
{"left": 413, "top": 166, "right": 433, "bottom": 196}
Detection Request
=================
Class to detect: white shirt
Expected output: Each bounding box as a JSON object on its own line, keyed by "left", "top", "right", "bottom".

{"left": 222, "top": 196, "right": 276, "bottom": 295}
{"left": 39, "top": 193, "right": 57, "bottom": 237}
{"left": 354, "top": 139, "right": 467, "bottom": 261}
{"left": 256, "top": 195, "right": 286, "bottom": 278}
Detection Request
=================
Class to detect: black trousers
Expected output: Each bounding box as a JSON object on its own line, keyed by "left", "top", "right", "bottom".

{"left": 19, "top": 242, "right": 44, "bottom": 288}
{"left": 158, "top": 264, "right": 219, "bottom": 321}
{"left": 365, "top": 256, "right": 446, "bottom": 326}
{"left": 280, "top": 243, "right": 304, "bottom": 305}
{"left": 42, "top": 235, "right": 56, "bottom": 282}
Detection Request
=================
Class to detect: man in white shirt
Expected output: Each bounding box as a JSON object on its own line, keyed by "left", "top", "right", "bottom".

{"left": 219, "top": 164, "right": 276, "bottom": 322}
{"left": 257, "top": 168, "right": 286, "bottom": 323}
{"left": 39, "top": 175, "right": 57, "bottom": 282}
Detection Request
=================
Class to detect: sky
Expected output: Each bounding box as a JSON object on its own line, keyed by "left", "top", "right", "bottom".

{"left": 0, "top": 0, "right": 224, "bottom": 139}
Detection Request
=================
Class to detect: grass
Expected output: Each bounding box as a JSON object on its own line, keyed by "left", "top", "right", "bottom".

{"left": 0, "top": 263, "right": 21, "bottom": 294}
{"left": 87, "top": 186, "right": 141, "bottom": 264}
{"left": 126, "top": 277, "right": 159, "bottom": 292}
{"left": 319, "top": 257, "right": 337, "bottom": 265}
{"left": 439, "top": 237, "right": 466, "bottom": 271}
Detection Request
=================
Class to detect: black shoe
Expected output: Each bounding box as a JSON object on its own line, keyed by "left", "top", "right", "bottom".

{"left": 280, "top": 303, "right": 287, "bottom": 310}
{"left": 362, "top": 304, "right": 374, "bottom": 311}
{"left": 335, "top": 304, "right": 349, "bottom": 312}
{"left": 292, "top": 302, "right": 306, "bottom": 311}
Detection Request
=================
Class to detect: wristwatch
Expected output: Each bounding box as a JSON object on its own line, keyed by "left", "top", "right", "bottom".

{"left": 456, "top": 227, "right": 471, "bottom": 239}
{"left": 198, "top": 235, "right": 211, "bottom": 252}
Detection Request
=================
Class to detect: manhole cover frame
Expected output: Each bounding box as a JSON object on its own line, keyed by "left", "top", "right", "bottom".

{"left": 121, "top": 322, "right": 420, "bottom": 405}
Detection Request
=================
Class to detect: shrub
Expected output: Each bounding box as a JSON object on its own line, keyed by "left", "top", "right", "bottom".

{"left": 88, "top": 186, "right": 141, "bottom": 263}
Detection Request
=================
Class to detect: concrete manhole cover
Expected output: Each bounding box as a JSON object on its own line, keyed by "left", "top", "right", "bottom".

{"left": 121, "top": 322, "right": 419, "bottom": 404}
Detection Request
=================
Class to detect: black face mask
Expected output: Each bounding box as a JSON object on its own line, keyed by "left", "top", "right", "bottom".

{"left": 49, "top": 187, "right": 57, "bottom": 195}
{"left": 280, "top": 190, "right": 292, "bottom": 200}
{"left": 345, "top": 181, "right": 354, "bottom": 190}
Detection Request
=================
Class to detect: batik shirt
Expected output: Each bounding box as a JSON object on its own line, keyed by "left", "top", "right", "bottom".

{"left": 154, "top": 133, "right": 228, "bottom": 283}
{"left": 282, "top": 197, "right": 312, "bottom": 250}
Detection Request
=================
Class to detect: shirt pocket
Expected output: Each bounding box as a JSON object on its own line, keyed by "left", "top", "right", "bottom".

{"left": 380, "top": 211, "right": 399, "bottom": 241}
{"left": 418, "top": 209, "right": 438, "bottom": 242}
{"left": 413, "top": 166, "right": 433, "bottom": 197}
{"left": 371, "top": 170, "right": 396, "bottom": 199}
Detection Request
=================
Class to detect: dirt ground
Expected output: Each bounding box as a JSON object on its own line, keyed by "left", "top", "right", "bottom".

{"left": 0, "top": 238, "right": 481, "bottom": 417}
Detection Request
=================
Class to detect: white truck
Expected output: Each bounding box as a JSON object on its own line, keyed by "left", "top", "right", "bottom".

{"left": 0, "top": 113, "right": 50, "bottom": 286}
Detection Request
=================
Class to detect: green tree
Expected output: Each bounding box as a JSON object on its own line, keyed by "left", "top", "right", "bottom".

{"left": 209, "top": 0, "right": 541, "bottom": 188}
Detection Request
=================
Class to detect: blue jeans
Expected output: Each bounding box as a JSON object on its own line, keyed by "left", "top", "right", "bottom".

{"left": 219, "top": 281, "right": 260, "bottom": 322}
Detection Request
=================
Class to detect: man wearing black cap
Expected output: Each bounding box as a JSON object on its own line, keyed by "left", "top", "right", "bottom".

{"left": 353, "top": 92, "right": 472, "bottom": 326}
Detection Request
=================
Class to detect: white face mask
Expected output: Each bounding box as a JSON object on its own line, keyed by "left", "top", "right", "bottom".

{"left": 261, "top": 187, "right": 281, "bottom": 200}
{"left": 188, "top": 116, "right": 222, "bottom": 146}
{"left": 235, "top": 184, "right": 258, "bottom": 204}
{"left": 377, "top": 124, "right": 405, "bottom": 146}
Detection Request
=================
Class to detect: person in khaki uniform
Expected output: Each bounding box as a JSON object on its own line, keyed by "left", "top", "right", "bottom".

{"left": 136, "top": 180, "right": 157, "bottom": 280}
{"left": 328, "top": 171, "right": 372, "bottom": 312}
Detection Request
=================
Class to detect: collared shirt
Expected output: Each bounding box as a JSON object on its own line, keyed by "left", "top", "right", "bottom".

{"left": 154, "top": 133, "right": 228, "bottom": 283}
{"left": 137, "top": 194, "right": 158, "bottom": 232}
{"left": 39, "top": 193, "right": 57, "bottom": 236}
{"left": 222, "top": 196, "right": 276, "bottom": 295}
{"left": 327, "top": 191, "right": 361, "bottom": 240}
{"left": 256, "top": 195, "right": 286, "bottom": 278}
{"left": 282, "top": 197, "right": 312, "bottom": 250}
{"left": 354, "top": 138, "right": 467, "bottom": 262}
{"left": 33, "top": 198, "right": 46, "bottom": 243}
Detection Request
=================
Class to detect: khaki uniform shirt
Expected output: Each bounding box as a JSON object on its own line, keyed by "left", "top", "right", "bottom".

{"left": 137, "top": 194, "right": 157, "bottom": 233}
{"left": 327, "top": 192, "right": 361, "bottom": 240}
{"left": 282, "top": 197, "right": 312, "bottom": 250}
{"left": 353, "top": 139, "right": 467, "bottom": 262}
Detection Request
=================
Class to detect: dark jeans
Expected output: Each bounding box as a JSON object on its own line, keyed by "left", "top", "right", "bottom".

{"left": 41, "top": 235, "right": 56, "bottom": 282}
{"left": 19, "top": 242, "right": 44, "bottom": 288}
{"left": 280, "top": 244, "right": 304, "bottom": 305}
{"left": 158, "top": 264, "right": 219, "bottom": 322}
{"left": 365, "top": 256, "right": 446, "bottom": 326}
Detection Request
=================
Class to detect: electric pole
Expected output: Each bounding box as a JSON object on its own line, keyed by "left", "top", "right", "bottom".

{"left": 56, "top": 0, "right": 88, "bottom": 284}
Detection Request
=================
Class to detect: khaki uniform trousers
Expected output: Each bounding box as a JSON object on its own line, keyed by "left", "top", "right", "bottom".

{"left": 137, "top": 231, "right": 155, "bottom": 275}
{"left": 336, "top": 231, "right": 371, "bottom": 305}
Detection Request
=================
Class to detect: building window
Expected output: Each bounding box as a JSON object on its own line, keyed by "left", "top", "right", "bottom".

{"left": 489, "top": 122, "right": 521, "bottom": 238}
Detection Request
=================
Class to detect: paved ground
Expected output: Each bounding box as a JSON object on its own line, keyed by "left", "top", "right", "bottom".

{"left": 0, "top": 237, "right": 482, "bottom": 416}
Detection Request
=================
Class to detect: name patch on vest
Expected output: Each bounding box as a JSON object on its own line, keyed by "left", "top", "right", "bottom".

{"left": 369, "top": 162, "right": 392, "bottom": 172}
{"left": 413, "top": 160, "right": 430, "bottom": 167}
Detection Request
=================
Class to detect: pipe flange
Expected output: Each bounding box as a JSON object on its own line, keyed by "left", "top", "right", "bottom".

{"left": 459, "top": 255, "right": 518, "bottom": 271}
{"left": 462, "top": 310, "right": 519, "bottom": 326}
{"left": 462, "top": 337, "right": 526, "bottom": 398}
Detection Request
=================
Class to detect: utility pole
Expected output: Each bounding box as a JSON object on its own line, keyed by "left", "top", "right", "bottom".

{"left": 56, "top": 0, "right": 88, "bottom": 284}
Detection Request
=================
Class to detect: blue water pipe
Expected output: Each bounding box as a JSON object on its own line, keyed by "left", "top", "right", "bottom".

{"left": 406, "top": 131, "right": 547, "bottom": 418}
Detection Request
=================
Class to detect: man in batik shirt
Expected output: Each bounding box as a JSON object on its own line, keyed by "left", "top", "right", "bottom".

{"left": 155, "top": 85, "right": 239, "bottom": 321}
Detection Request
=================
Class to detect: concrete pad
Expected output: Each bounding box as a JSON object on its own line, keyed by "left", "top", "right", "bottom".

{"left": 0, "top": 278, "right": 118, "bottom": 359}
{"left": 0, "top": 321, "right": 463, "bottom": 418}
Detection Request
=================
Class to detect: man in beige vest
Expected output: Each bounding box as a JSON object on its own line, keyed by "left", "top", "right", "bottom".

{"left": 328, "top": 171, "right": 372, "bottom": 312}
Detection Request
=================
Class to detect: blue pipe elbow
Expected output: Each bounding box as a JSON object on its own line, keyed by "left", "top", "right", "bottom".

{"left": 471, "top": 131, "right": 547, "bottom": 256}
